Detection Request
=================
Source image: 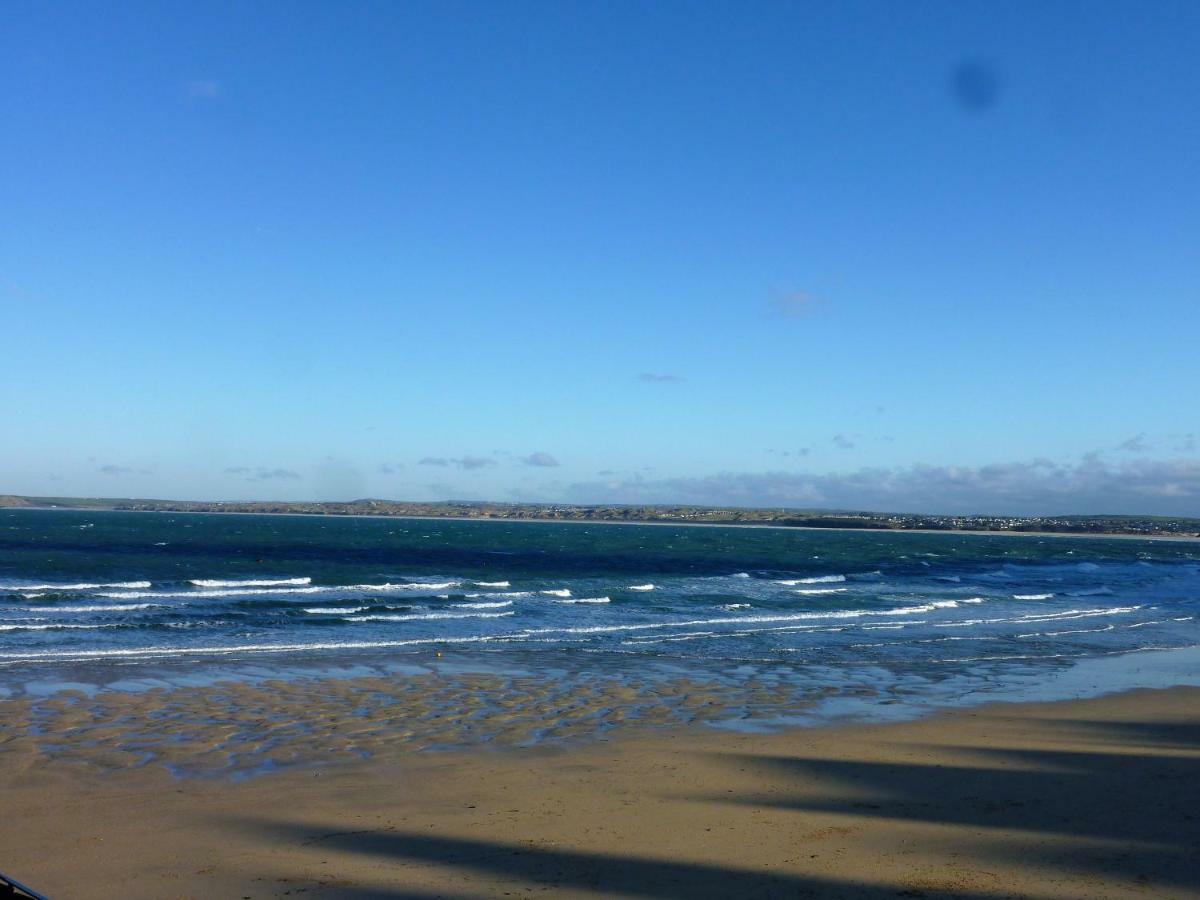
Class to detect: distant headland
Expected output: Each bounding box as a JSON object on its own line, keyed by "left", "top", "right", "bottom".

{"left": 2, "top": 494, "right": 1197, "bottom": 538}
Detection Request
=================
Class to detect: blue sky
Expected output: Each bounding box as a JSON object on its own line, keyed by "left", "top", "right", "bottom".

{"left": 2, "top": 1, "right": 1198, "bottom": 514}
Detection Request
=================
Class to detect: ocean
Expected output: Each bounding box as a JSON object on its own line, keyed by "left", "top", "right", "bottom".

{"left": 2, "top": 508, "right": 1199, "bottom": 724}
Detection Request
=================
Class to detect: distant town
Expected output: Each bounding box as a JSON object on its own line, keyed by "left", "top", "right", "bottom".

{"left": 2, "top": 494, "right": 1198, "bottom": 538}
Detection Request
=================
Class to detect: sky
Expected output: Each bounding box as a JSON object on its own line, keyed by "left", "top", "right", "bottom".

{"left": 2, "top": 1, "right": 1198, "bottom": 515}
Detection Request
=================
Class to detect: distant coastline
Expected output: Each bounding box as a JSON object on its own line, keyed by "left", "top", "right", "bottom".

{"left": 4, "top": 494, "right": 1198, "bottom": 540}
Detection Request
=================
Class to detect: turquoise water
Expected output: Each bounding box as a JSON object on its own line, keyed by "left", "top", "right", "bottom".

{"left": 2, "top": 509, "right": 1198, "bottom": 696}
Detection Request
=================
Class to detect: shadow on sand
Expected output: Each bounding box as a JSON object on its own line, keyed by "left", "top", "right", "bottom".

{"left": 238, "top": 715, "right": 1200, "bottom": 898}
{"left": 240, "top": 824, "right": 1004, "bottom": 898}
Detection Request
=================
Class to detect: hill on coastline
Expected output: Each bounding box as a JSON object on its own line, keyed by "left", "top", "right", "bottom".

{"left": 3, "top": 495, "right": 1198, "bottom": 538}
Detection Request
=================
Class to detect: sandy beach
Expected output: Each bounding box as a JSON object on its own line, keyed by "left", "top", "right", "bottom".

{"left": 3, "top": 678, "right": 1197, "bottom": 899}
{"left": 8, "top": 2, "right": 1199, "bottom": 898}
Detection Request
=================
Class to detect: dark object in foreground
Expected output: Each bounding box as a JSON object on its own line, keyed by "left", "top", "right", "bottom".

{"left": 0, "top": 871, "right": 47, "bottom": 900}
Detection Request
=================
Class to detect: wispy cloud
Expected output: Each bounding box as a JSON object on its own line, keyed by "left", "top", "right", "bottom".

{"left": 257, "top": 468, "right": 301, "bottom": 480}
{"left": 224, "top": 466, "right": 300, "bottom": 481}
{"left": 566, "top": 456, "right": 1200, "bottom": 516}
{"left": 1117, "top": 433, "right": 1150, "bottom": 453}
{"left": 638, "top": 373, "right": 684, "bottom": 383}
{"left": 457, "top": 456, "right": 497, "bottom": 470}
{"left": 99, "top": 464, "right": 150, "bottom": 476}
{"left": 831, "top": 434, "right": 856, "bottom": 450}
{"left": 419, "top": 456, "right": 496, "bottom": 471}
{"left": 521, "top": 452, "right": 561, "bottom": 468}
{"left": 378, "top": 463, "right": 404, "bottom": 475}
{"left": 770, "top": 291, "right": 820, "bottom": 318}
{"left": 187, "top": 79, "right": 220, "bottom": 99}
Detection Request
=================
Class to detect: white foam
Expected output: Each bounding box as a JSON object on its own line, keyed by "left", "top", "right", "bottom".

{"left": 539, "top": 589, "right": 572, "bottom": 598}
{"left": 1067, "top": 587, "right": 1114, "bottom": 597}
{"left": 1018, "top": 625, "right": 1115, "bottom": 638}
{"left": 356, "top": 581, "right": 461, "bottom": 592}
{"left": 720, "top": 603, "right": 752, "bottom": 610}
{"left": 1014, "top": 593, "right": 1054, "bottom": 600}
{"left": 20, "top": 603, "right": 157, "bottom": 613}
{"left": 472, "top": 581, "right": 510, "bottom": 588}
{"left": 97, "top": 586, "right": 328, "bottom": 599}
{"left": 623, "top": 631, "right": 719, "bottom": 645}
{"left": 190, "top": 577, "right": 311, "bottom": 588}
{"left": 555, "top": 597, "right": 610, "bottom": 604}
{"left": 656, "top": 627, "right": 850, "bottom": 646}
{"left": 776, "top": 575, "right": 845, "bottom": 585}
{"left": 466, "top": 591, "right": 533, "bottom": 599}
{"left": 0, "top": 623, "right": 117, "bottom": 632}
{"left": 456, "top": 601, "right": 514, "bottom": 609}
{"left": 934, "top": 605, "right": 1143, "bottom": 629}
{"left": 628, "top": 584, "right": 655, "bottom": 591}
{"left": 304, "top": 606, "right": 370, "bottom": 615}
{"left": 346, "top": 611, "right": 515, "bottom": 622}
{"left": 97, "top": 582, "right": 463, "bottom": 600}
{"left": 1015, "top": 606, "right": 1140, "bottom": 623}
{"left": 794, "top": 588, "right": 848, "bottom": 595}
{"left": 522, "top": 603, "right": 946, "bottom": 637}
{"left": 0, "top": 634, "right": 510, "bottom": 662}
{"left": 322, "top": 581, "right": 463, "bottom": 593}
{"left": 736, "top": 623, "right": 849, "bottom": 637}
{"left": 915, "top": 635, "right": 991, "bottom": 643}
{"left": 6, "top": 581, "right": 151, "bottom": 591}
{"left": 943, "top": 652, "right": 1082, "bottom": 663}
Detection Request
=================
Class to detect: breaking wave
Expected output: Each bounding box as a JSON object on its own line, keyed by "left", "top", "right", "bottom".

{"left": 776, "top": 575, "right": 845, "bottom": 585}
{"left": 5, "top": 581, "right": 151, "bottom": 592}
{"left": 190, "top": 577, "right": 311, "bottom": 588}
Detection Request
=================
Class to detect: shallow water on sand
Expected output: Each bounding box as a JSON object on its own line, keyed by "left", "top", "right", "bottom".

{"left": 2, "top": 509, "right": 1198, "bottom": 774}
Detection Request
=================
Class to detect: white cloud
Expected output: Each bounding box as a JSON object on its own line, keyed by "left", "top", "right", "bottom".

{"left": 566, "top": 456, "right": 1200, "bottom": 516}
{"left": 419, "top": 456, "right": 496, "bottom": 471}
{"left": 522, "top": 452, "right": 560, "bottom": 468}
{"left": 187, "top": 80, "right": 220, "bottom": 99}
{"left": 1117, "top": 433, "right": 1150, "bottom": 453}
{"left": 224, "top": 466, "right": 300, "bottom": 481}
{"left": 771, "top": 291, "right": 820, "bottom": 318}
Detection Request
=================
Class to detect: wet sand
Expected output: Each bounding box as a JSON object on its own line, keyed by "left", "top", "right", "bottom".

{"left": 3, "top": 678, "right": 1198, "bottom": 899}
